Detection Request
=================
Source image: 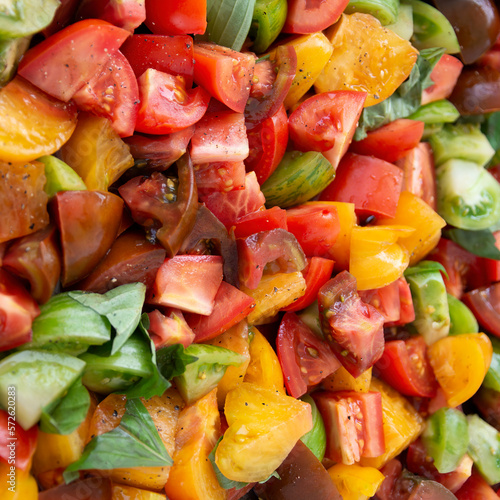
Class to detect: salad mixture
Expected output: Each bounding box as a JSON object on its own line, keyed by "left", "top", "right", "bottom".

{"left": 2, "top": 0, "right": 500, "bottom": 498}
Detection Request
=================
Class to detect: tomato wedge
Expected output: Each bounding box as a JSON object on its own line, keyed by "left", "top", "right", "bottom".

{"left": 283, "top": 0, "right": 350, "bottom": 34}
{"left": 463, "top": 283, "right": 500, "bottom": 338}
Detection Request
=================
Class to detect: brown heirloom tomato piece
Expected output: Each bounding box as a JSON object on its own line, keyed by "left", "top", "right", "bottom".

{"left": 52, "top": 190, "right": 124, "bottom": 287}
{"left": 38, "top": 477, "right": 113, "bottom": 500}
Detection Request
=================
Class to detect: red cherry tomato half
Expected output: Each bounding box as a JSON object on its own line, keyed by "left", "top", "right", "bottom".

{"left": 283, "top": 0, "right": 350, "bottom": 34}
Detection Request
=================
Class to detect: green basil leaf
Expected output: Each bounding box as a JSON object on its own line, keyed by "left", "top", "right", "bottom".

{"left": 120, "top": 314, "right": 171, "bottom": 400}
{"left": 447, "top": 228, "right": 500, "bottom": 260}
{"left": 63, "top": 398, "right": 172, "bottom": 483}
{"left": 69, "top": 283, "right": 146, "bottom": 355}
{"left": 404, "top": 260, "right": 448, "bottom": 277}
{"left": 355, "top": 47, "right": 445, "bottom": 140}
{"left": 157, "top": 343, "right": 198, "bottom": 381}
{"left": 40, "top": 377, "right": 90, "bottom": 435}
{"left": 203, "top": 0, "right": 257, "bottom": 51}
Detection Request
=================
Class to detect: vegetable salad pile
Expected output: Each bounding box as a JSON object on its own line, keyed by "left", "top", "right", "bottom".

{"left": 2, "top": 0, "right": 500, "bottom": 498}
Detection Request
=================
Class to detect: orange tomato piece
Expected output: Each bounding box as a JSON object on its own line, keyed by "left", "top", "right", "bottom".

{"left": 327, "top": 463, "right": 385, "bottom": 500}
{"left": 112, "top": 483, "right": 168, "bottom": 500}
{"left": 0, "top": 462, "right": 38, "bottom": 500}
{"left": 314, "top": 13, "right": 418, "bottom": 107}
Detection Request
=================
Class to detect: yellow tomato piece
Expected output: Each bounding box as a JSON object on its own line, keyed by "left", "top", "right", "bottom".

{"left": 327, "top": 463, "right": 385, "bottom": 500}
{"left": 88, "top": 389, "right": 184, "bottom": 491}
{"left": 206, "top": 320, "right": 251, "bottom": 408}
{"left": 112, "top": 484, "right": 167, "bottom": 500}
{"left": 216, "top": 382, "right": 312, "bottom": 482}
{"left": 59, "top": 112, "right": 134, "bottom": 191}
{"left": 164, "top": 388, "right": 225, "bottom": 500}
{"left": 350, "top": 225, "right": 412, "bottom": 290}
{"left": 0, "top": 76, "right": 77, "bottom": 163}
{"left": 304, "top": 201, "right": 356, "bottom": 271}
{"left": 314, "top": 13, "right": 418, "bottom": 107}
{"left": 244, "top": 326, "right": 285, "bottom": 393}
{"left": 0, "top": 463, "right": 38, "bottom": 500}
{"left": 271, "top": 32, "right": 333, "bottom": 110}
{"left": 428, "top": 333, "right": 493, "bottom": 408}
{"left": 377, "top": 191, "right": 446, "bottom": 265}
{"left": 322, "top": 366, "right": 372, "bottom": 393}
{"left": 240, "top": 271, "right": 306, "bottom": 325}
{"left": 360, "top": 378, "right": 425, "bottom": 469}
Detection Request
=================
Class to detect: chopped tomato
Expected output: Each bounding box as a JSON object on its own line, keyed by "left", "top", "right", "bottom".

{"left": 194, "top": 161, "right": 246, "bottom": 195}
{"left": 375, "top": 336, "right": 438, "bottom": 398}
{"left": 282, "top": 256, "right": 335, "bottom": 312}
{"left": 283, "top": 0, "right": 350, "bottom": 34}
{"left": 0, "top": 409, "right": 37, "bottom": 470}
{"left": 359, "top": 279, "right": 402, "bottom": 324}
{"left": 184, "top": 281, "right": 256, "bottom": 342}
{"left": 313, "top": 390, "right": 385, "bottom": 464}
{"left": 149, "top": 255, "right": 223, "bottom": 315}
{"left": 386, "top": 276, "right": 416, "bottom": 327}
{"left": 38, "top": 477, "right": 112, "bottom": 500}
{"left": 190, "top": 111, "right": 249, "bottom": 164}
{"left": 319, "top": 153, "right": 404, "bottom": 219}
{"left": 75, "top": 0, "right": 146, "bottom": 32}
{"left": 455, "top": 469, "right": 498, "bottom": 499}
{"left": 286, "top": 203, "right": 341, "bottom": 259}
{"left": 463, "top": 283, "right": 500, "bottom": 338}
{"left": 350, "top": 119, "right": 425, "bottom": 164}
{"left": 277, "top": 312, "right": 341, "bottom": 398}
{"left": 318, "top": 271, "right": 385, "bottom": 378}
{"left": 422, "top": 54, "right": 464, "bottom": 105}
{"left": 145, "top": 0, "right": 207, "bottom": 35}
{"left": 193, "top": 42, "right": 255, "bottom": 113}
{"left": 18, "top": 19, "right": 130, "bottom": 101}
{"left": 0, "top": 269, "right": 39, "bottom": 352}
{"left": 72, "top": 50, "right": 139, "bottom": 138}
{"left": 484, "top": 230, "right": 500, "bottom": 283}
{"left": 147, "top": 308, "right": 195, "bottom": 349}
{"left": 233, "top": 207, "right": 288, "bottom": 240}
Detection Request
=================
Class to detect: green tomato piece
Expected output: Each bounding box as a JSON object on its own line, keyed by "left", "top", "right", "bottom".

{"left": 249, "top": 0, "right": 287, "bottom": 54}
{"left": 447, "top": 293, "right": 479, "bottom": 336}
{"left": 297, "top": 300, "right": 323, "bottom": 339}
{"left": 467, "top": 414, "right": 500, "bottom": 485}
{"left": 436, "top": 159, "right": 500, "bottom": 231}
{"left": 79, "top": 333, "right": 154, "bottom": 395}
{"left": 429, "top": 123, "right": 495, "bottom": 168}
{"left": 174, "top": 344, "right": 246, "bottom": 404}
{"left": 38, "top": 155, "right": 87, "bottom": 198}
{"left": 403, "top": 0, "right": 460, "bottom": 54}
{"left": 0, "top": 35, "right": 29, "bottom": 86}
{"left": 261, "top": 151, "right": 335, "bottom": 208}
{"left": 299, "top": 394, "right": 327, "bottom": 461}
{"left": 0, "top": 350, "right": 85, "bottom": 430}
{"left": 386, "top": 3, "right": 413, "bottom": 40}
{"left": 483, "top": 337, "right": 500, "bottom": 392}
{"left": 422, "top": 407, "right": 469, "bottom": 474}
{"left": 408, "top": 100, "right": 460, "bottom": 125}
{"left": 345, "top": 0, "right": 400, "bottom": 26}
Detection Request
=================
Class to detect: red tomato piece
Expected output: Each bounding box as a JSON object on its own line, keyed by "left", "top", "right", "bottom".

{"left": 282, "top": 257, "right": 335, "bottom": 312}
{"left": 52, "top": 190, "right": 124, "bottom": 287}
{"left": 121, "top": 34, "right": 194, "bottom": 86}
{"left": 135, "top": 69, "right": 210, "bottom": 135}
{"left": 202, "top": 172, "right": 266, "bottom": 228}
{"left": 0, "top": 269, "right": 39, "bottom": 352}
{"left": 283, "top": 0, "right": 350, "bottom": 34}
{"left": 42, "top": 0, "right": 81, "bottom": 37}
{"left": 245, "top": 105, "right": 289, "bottom": 184}
{"left": 193, "top": 42, "right": 255, "bottom": 113}
{"left": 145, "top": 0, "right": 206, "bottom": 35}
{"left": 72, "top": 50, "right": 139, "bottom": 138}
{"left": 395, "top": 142, "right": 437, "bottom": 211}
{"left": 375, "top": 336, "right": 438, "bottom": 398}
{"left": 359, "top": 279, "right": 402, "bottom": 325}
{"left": 313, "top": 390, "right": 385, "bottom": 464}
{"left": 455, "top": 469, "right": 498, "bottom": 499}
{"left": 149, "top": 255, "right": 223, "bottom": 315}
{"left": 422, "top": 54, "right": 464, "bottom": 105}
{"left": 237, "top": 229, "right": 307, "bottom": 289}
{"left": 376, "top": 459, "right": 403, "bottom": 500}
{"left": 289, "top": 90, "right": 366, "bottom": 169}
{"left": 147, "top": 308, "right": 195, "bottom": 349}
{"left": 194, "top": 161, "right": 246, "bottom": 195}
{"left": 318, "top": 271, "right": 385, "bottom": 378}
{"left": 463, "top": 283, "right": 500, "bottom": 338}
{"left": 277, "top": 312, "right": 341, "bottom": 398}
{"left": 483, "top": 230, "right": 500, "bottom": 283}
{"left": 386, "top": 276, "right": 416, "bottom": 326}
{"left": 350, "top": 119, "right": 425, "bottom": 164}
{"left": 0, "top": 409, "right": 38, "bottom": 470}
{"left": 286, "top": 203, "right": 341, "bottom": 259}
{"left": 319, "top": 153, "right": 404, "bottom": 219}
{"left": 233, "top": 207, "right": 288, "bottom": 240}
{"left": 75, "top": 0, "right": 146, "bottom": 32}
{"left": 184, "top": 281, "right": 256, "bottom": 342}
{"left": 18, "top": 19, "right": 130, "bottom": 101}
{"left": 190, "top": 111, "right": 249, "bottom": 164}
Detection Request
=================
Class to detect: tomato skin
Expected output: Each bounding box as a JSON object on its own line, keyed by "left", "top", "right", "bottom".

{"left": 193, "top": 42, "right": 255, "bottom": 113}
{"left": 245, "top": 105, "right": 289, "bottom": 184}
{"left": 463, "top": 283, "right": 500, "bottom": 337}
{"left": 38, "top": 477, "right": 113, "bottom": 500}
{"left": 147, "top": 308, "right": 195, "bottom": 349}
{"left": 422, "top": 54, "right": 464, "bottom": 105}
{"left": 194, "top": 161, "right": 246, "bottom": 195}
{"left": 455, "top": 470, "right": 498, "bottom": 499}
{"left": 359, "top": 279, "right": 402, "bottom": 324}
{"left": 375, "top": 336, "right": 438, "bottom": 398}
{"left": 283, "top": 0, "right": 350, "bottom": 34}
{"left": 277, "top": 312, "right": 341, "bottom": 398}
{"left": 233, "top": 207, "right": 288, "bottom": 239}
{"left": 145, "top": 0, "right": 207, "bottom": 35}
{"left": 18, "top": 19, "right": 130, "bottom": 102}
{"left": 0, "top": 409, "right": 37, "bottom": 470}
{"left": 76, "top": 0, "right": 146, "bottom": 32}
{"left": 319, "top": 153, "right": 404, "bottom": 219}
